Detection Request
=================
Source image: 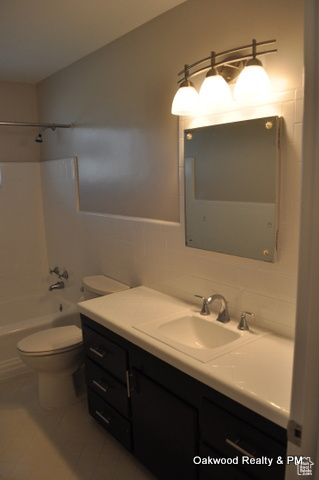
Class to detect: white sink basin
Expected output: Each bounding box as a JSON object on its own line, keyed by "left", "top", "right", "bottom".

{"left": 158, "top": 315, "right": 240, "bottom": 349}
{"left": 133, "top": 310, "right": 262, "bottom": 363}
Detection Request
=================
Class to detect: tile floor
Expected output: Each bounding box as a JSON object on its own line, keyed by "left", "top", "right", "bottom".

{"left": 0, "top": 372, "right": 158, "bottom": 480}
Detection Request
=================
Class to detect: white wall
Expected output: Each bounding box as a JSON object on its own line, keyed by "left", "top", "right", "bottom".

{"left": 286, "top": 1, "right": 319, "bottom": 473}
{"left": 37, "top": 0, "right": 303, "bottom": 223}
{"left": 180, "top": 91, "right": 303, "bottom": 337}
{"left": 38, "top": 0, "right": 303, "bottom": 338}
{"left": 0, "top": 81, "right": 48, "bottom": 317}
{"left": 41, "top": 85, "right": 302, "bottom": 338}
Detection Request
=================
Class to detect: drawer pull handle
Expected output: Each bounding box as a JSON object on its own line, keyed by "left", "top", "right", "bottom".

{"left": 226, "top": 439, "right": 256, "bottom": 458}
{"left": 96, "top": 410, "right": 110, "bottom": 424}
{"left": 93, "top": 380, "right": 109, "bottom": 393}
{"left": 89, "top": 347, "right": 107, "bottom": 358}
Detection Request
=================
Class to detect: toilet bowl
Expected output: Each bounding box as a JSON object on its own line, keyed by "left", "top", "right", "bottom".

{"left": 17, "top": 326, "right": 83, "bottom": 409}
{"left": 17, "top": 276, "right": 129, "bottom": 409}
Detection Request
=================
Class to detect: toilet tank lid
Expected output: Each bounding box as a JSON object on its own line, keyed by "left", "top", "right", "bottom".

{"left": 17, "top": 326, "right": 83, "bottom": 353}
{"left": 83, "top": 275, "right": 130, "bottom": 295}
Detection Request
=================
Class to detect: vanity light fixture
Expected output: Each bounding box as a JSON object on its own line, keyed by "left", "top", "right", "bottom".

{"left": 171, "top": 39, "right": 277, "bottom": 116}
{"left": 198, "top": 52, "right": 232, "bottom": 112}
{"left": 234, "top": 39, "right": 272, "bottom": 101}
{"left": 171, "top": 65, "right": 200, "bottom": 116}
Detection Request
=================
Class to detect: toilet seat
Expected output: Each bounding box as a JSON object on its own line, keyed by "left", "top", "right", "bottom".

{"left": 17, "top": 325, "right": 83, "bottom": 357}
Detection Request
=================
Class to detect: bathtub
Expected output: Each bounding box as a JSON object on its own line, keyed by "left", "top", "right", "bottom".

{"left": 0, "top": 294, "right": 81, "bottom": 381}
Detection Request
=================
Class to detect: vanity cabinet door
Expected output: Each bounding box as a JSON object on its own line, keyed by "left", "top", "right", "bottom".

{"left": 200, "top": 398, "right": 286, "bottom": 480}
{"left": 130, "top": 368, "right": 198, "bottom": 480}
{"left": 199, "top": 442, "right": 254, "bottom": 480}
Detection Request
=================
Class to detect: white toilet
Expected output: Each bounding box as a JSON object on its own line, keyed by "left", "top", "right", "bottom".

{"left": 82, "top": 275, "right": 130, "bottom": 300}
{"left": 17, "top": 275, "right": 129, "bottom": 409}
{"left": 17, "top": 325, "right": 83, "bottom": 409}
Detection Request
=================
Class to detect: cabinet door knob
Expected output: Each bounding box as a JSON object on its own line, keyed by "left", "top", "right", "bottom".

{"left": 226, "top": 439, "right": 256, "bottom": 458}
{"left": 95, "top": 410, "right": 110, "bottom": 424}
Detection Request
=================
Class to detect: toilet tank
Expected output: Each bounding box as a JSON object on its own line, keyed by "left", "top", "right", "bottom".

{"left": 82, "top": 275, "right": 130, "bottom": 300}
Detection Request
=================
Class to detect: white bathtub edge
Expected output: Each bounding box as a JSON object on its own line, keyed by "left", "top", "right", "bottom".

{"left": 0, "top": 357, "right": 31, "bottom": 383}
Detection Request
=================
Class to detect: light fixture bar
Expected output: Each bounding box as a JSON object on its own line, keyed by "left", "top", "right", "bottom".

{"left": 182, "top": 49, "right": 277, "bottom": 82}
{"left": 176, "top": 39, "right": 276, "bottom": 83}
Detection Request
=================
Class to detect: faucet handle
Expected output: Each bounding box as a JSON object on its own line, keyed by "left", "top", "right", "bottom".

{"left": 195, "top": 295, "right": 211, "bottom": 315}
{"left": 59, "top": 270, "right": 69, "bottom": 280}
{"left": 49, "top": 266, "right": 60, "bottom": 276}
{"left": 238, "top": 311, "right": 254, "bottom": 330}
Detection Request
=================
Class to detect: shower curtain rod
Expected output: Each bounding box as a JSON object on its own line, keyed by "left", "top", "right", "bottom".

{"left": 0, "top": 121, "right": 73, "bottom": 128}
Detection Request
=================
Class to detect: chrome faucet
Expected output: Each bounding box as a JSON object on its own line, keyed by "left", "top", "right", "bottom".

{"left": 208, "top": 294, "right": 230, "bottom": 323}
{"left": 195, "top": 294, "right": 230, "bottom": 323}
{"left": 49, "top": 281, "right": 65, "bottom": 291}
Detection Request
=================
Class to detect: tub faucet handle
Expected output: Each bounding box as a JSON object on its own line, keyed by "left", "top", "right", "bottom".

{"left": 50, "top": 266, "right": 60, "bottom": 276}
{"left": 59, "top": 270, "right": 69, "bottom": 280}
{"left": 49, "top": 267, "right": 68, "bottom": 280}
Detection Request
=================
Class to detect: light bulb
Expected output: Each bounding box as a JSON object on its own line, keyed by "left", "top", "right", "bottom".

{"left": 171, "top": 82, "right": 199, "bottom": 116}
{"left": 199, "top": 74, "right": 232, "bottom": 112}
{"left": 234, "top": 63, "right": 271, "bottom": 102}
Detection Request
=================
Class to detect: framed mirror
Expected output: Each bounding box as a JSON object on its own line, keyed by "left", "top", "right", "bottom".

{"left": 184, "top": 116, "right": 281, "bottom": 262}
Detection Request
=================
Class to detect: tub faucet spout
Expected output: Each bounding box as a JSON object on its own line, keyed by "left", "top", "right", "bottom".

{"left": 49, "top": 281, "right": 64, "bottom": 291}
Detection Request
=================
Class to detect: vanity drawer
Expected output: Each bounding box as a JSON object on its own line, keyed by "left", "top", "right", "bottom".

{"left": 83, "top": 325, "right": 127, "bottom": 383}
{"left": 88, "top": 388, "right": 132, "bottom": 451}
{"left": 85, "top": 358, "right": 129, "bottom": 417}
{"left": 200, "top": 398, "right": 285, "bottom": 480}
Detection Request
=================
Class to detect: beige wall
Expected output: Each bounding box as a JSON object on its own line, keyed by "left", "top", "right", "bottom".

{"left": 0, "top": 81, "right": 41, "bottom": 162}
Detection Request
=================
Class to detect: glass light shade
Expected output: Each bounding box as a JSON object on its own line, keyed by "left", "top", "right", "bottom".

{"left": 171, "top": 85, "right": 199, "bottom": 116}
{"left": 199, "top": 74, "right": 232, "bottom": 111}
{"left": 234, "top": 64, "right": 271, "bottom": 102}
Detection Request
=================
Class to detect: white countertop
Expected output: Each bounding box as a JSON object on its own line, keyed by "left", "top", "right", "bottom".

{"left": 78, "top": 286, "right": 294, "bottom": 429}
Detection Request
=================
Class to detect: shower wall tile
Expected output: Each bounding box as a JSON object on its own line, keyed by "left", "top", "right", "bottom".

{"left": 0, "top": 162, "right": 48, "bottom": 306}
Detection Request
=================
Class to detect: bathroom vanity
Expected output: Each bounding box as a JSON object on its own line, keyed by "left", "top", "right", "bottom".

{"left": 78, "top": 286, "right": 293, "bottom": 480}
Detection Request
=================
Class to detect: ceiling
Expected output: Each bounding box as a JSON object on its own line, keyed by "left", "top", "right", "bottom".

{"left": 0, "top": 0, "right": 185, "bottom": 84}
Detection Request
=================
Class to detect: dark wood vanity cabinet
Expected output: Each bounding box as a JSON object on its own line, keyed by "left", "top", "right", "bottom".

{"left": 199, "top": 397, "right": 286, "bottom": 480}
{"left": 82, "top": 321, "right": 132, "bottom": 450}
{"left": 81, "top": 315, "right": 287, "bottom": 480}
{"left": 131, "top": 367, "right": 198, "bottom": 480}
